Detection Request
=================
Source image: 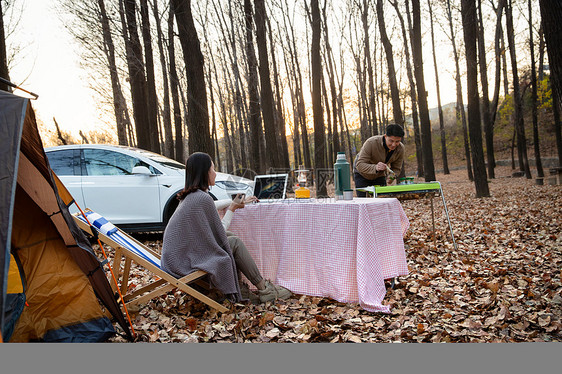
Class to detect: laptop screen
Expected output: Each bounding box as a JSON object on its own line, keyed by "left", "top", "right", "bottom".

{"left": 252, "top": 174, "right": 288, "bottom": 200}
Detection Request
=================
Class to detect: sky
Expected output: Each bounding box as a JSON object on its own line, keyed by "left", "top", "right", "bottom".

{"left": 7, "top": 0, "right": 102, "bottom": 138}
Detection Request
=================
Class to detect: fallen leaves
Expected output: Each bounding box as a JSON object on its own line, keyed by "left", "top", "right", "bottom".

{"left": 104, "top": 166, "right": 561, "bottom": 343}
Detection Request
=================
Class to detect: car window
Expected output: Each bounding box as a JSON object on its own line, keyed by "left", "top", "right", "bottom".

{"left": 83, "top": 149, "right": 153, "bottom": 176}
{"left": 47, "top": 149, "right": 76, "bottom": 176}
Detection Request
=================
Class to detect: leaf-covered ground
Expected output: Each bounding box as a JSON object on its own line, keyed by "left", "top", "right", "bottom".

{"left": 105, "top": 166, "right": 562, "bottom": 343}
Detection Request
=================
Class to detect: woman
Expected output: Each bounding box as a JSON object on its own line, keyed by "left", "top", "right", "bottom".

{"left": 161, "top": 152, "right": 291, "bottom": 304}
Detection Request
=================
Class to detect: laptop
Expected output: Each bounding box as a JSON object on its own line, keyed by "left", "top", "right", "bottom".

{"left": 252, "top": 174, "right": 289, "bottom": 202}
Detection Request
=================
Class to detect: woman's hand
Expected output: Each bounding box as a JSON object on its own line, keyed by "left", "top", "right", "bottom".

{"left": 229, "top": 194, "right": 246, "bottom": 212}
{"left": 244, "top": 195, "right": 259, "bottom": 204}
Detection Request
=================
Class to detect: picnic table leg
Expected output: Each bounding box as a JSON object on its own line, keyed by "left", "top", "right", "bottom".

{"left": 439, "top": 187, "right": 458, "bottom": 250}
{"left": 431, "top": 196, "right": 436, "bottom": 248}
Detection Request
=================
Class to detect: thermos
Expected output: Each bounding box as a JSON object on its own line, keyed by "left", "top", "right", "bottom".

{"left": 334, "top": 152, "right": 351, "bottom": 199}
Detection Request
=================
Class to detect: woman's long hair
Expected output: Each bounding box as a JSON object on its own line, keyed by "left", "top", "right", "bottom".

{"left": 177, "top": 152, "right": 212, "bottom": 200}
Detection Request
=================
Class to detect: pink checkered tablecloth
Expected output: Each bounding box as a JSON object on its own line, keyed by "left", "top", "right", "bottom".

{"left": 228, "top": 197, "right": 410, "bottom": 313}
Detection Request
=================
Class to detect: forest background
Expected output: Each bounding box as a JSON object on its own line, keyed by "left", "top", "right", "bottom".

{"left": 2, "top": 0, "right": 562, "bottom": 198}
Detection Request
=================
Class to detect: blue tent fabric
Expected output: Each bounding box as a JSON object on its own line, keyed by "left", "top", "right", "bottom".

{"left": 42, "top": 318, "right": 115, "bottom": 343}
{"left": 0, "top": 90, "right": 27, "bottom": 339}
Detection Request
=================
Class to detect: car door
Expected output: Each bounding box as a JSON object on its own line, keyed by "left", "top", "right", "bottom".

{"left": 80, "top": 148, "right": 161, "bottom": 224}
{"left": 46, "top": 148, "right": 84, "bottom": 213}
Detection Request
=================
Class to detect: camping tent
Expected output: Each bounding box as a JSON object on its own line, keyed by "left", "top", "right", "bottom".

{"left": 0, "top": 90, "right": 132, "bottom": 342}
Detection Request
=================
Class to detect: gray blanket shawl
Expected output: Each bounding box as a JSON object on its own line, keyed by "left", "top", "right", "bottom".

{"left": 161, "top": 189, "right": 241, "bottom": 301}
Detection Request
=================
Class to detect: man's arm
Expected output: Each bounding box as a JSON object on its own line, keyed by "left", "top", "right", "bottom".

{"left": 355, "top": 137, "right": 385, "bottom": 179}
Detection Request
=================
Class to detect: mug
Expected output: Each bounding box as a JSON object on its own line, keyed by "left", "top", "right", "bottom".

{"left": 343, "top": 190, "right": 353, "bottom": 200}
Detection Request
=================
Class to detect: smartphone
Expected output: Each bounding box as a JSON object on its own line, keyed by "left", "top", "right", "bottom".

{"left": 231, "top": 193, "right": 246, "bottom": 201}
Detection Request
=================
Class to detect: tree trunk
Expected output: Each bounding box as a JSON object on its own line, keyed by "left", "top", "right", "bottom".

{"left": 322, "top": 71, "right": 333, "bottom": 167}
{"left": 552, "top": 89, "right": 562, "bottom": 167}
{"left": 461, "top": 0, "right": 490, "bottom": 197}
{"left": 362, "top": 0, "right": 377, "bottom": 136}
{"left": 539, "top": 0, "right": 562, "bottom": 166}
{"left": 245, "top": 0, "right": 263, "bottom": 174}
{"left": 122, "top": 0, "right": 151, "bottom": 150}
{"left": 477, "top": 0, "right": 493, "bottom": 178}
{"left": 140, "top": 0, "right": 160, "bottom": 153}
{"left": 377, "top": 0, "right": 404, "bottom": 126}
{"left": 287, "top": 12, "right": 312, "bottom": 170}
{"left": 321, "top": 3, "right": 341, "bottom": 155}
{"left": 538, "top": 25, "right": 545, "bottom": 82}
{"left": 98, "top": 0, "right": 129, "bottom": 146}
{"left": 411, "top": 0, "right": 435, "bottom": 182}
{"left": 168, "top": 1, "right": 184, "bottom": 162}
{"left": 446, "top": 0, "right": 473, "bottom": 181}
{"left": 266, "top": 16, "right": 290, "bottom": 170}
{"left": 152, "top": 0, "right": 173, "bottom": 158}
{"left": 398, "top": 0, "right": 423, "bottom": 177}
{"left": 490, "top": 0, "right": 505, "bottom": 134}
{"left": 281, "top": 38, "right": 302, "bottom": 168}
{"left": 1, "top": 1, "right": 11, "bottom": 92}
{"left": 255, "top": 0, "right": 281, "bottom": 169}
{"left": 428, "top": 0, "right": 449, "bottom": 174}
{"left": 506, "top": 0, "right": 531, "bottom": 178}
{"left": 539, "top": 0, "right": 562, "bottom": 104}
{"left": 529, "top": 0, "right": 543, "bottom": 178}
{"left": 172, "top": 0, "right": 213, "bottom": 159}
{"left": 310, "top": 0, "right": 327, "bottom": 197}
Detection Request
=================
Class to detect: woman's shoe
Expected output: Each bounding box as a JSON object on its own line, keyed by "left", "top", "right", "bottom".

{"left": 257, "top": 280, "right": 292, "bottom": 303}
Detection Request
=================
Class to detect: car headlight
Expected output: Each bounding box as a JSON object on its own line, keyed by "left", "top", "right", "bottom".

{"left": 214, "top": 181, "right": 252, "bottom": 190}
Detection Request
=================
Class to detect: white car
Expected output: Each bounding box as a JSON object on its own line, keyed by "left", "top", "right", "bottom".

{"left": 45, "top": 144, "right": 253, "bottom": 232}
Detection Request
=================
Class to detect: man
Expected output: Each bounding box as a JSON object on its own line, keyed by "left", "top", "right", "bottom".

{"left": 353, "top": 124, "right": 405, "bottom": 197}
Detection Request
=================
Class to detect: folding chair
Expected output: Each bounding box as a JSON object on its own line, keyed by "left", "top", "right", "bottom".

{"left": 73, "top": 209, "right": 229, "bottom": 313}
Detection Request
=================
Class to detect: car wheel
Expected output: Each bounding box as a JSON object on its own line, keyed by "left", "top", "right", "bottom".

{"left": 163, "top": 194, "right": 180, "bottom": 226}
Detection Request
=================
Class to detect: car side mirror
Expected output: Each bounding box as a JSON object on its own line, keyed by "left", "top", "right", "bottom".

{"left": 132, "top": 166, "right": 153, "bottom": 175}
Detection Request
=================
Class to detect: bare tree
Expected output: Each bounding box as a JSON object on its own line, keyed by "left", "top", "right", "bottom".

{"left": 445, "top": 0, "right": 473, "bottom": 181}
{"left": 539, "top": 0, "right": 562, "bottom": 166}
{"left": 277, "top": 0, "right": 312, "bottom": 169}
{"left": 428, "top": 0, "right": 449, "bottom": 174}
{"left": 168, "top": 1, "right": 184, "bottom": 162}
{"left": 140, "top": 0, "right": 160, "bottom": 152}
{"left": 0, "top": 1, "right": 10, "bottom": 91}
{"left": 244, "top": 0, "right": 263, "bottom": 174}
{"left": 97, "top": 0, "right": 130, "bottom": 146}
{"left": 266, "top": 15, "right": 290, "bottom": 169}
{"left": 410, "top": 0, "right": 435, "bottom": 182}
{"left": 392, "top": 0, "right": 423, "bottom": 177}
{"left": 172, "top": 0, "right": 214, "bottom": 159}
{"left": 476, "top": 0, "right": 493, "bottom": 178}
{"left": 255, "top": 0, "right": 281, "bottom": 169}
{"left": 361, "top": 0, "right": 377, "bottom": 136}
{"left": 489, "top": 0, "right": 505, "bottom": 134}
{"left": 152, "top": 0, "right": 173, "bottom": 158}
{"left": 122, "top": 0, "right": 151, "bottom": 150}
{"left": 461, "top": 0, "right": 490, "bottom": 197}
{"left": 321, "top": 1, "right": 342, "bottom": 156}
{"left": 528, "top": 0, "right": 543, "bottom": 179}
{"left": 310, "top": 0, "right": 327, "bottom": 196}
{"left": 505, "top": 0, "right": 531, "bottom": 178}
{"left": 377, "top": 0, "right": 403, "bottom": 125}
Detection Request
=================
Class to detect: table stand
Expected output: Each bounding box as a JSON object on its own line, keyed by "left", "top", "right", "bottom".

{"left": 359, "top": 182, "right": 457, "bottom": 250}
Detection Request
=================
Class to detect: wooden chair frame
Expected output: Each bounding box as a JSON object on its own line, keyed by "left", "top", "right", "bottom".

{"left": 73, "top": 211, "right": 229, "bottom": 313}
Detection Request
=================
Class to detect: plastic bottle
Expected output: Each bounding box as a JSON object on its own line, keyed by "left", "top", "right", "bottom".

{"left": 334, "top": 152, "right": 351, "bottom": 198}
